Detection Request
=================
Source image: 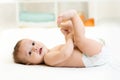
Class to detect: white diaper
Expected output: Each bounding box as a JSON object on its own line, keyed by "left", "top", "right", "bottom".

{"left": 82, "top": 39, "right": 109, "bottom": 67}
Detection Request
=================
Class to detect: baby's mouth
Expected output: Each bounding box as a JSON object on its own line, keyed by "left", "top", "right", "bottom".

{"left": 39, "top": 48, "right": 42, "bottom": 54}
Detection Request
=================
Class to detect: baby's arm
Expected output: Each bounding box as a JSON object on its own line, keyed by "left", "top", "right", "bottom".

{"left": 44, "top": 33, "right": 74, "bottom": 66}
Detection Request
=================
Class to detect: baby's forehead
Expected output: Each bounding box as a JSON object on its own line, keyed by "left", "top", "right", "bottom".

{"left": 20, "top": 39, "right": 33, "bottom": 45}
{"left": 19, "top": 39, "right": 31, "bottom": 51}
{"left": 22, "top": 39, "right": 33, "bottom": 43}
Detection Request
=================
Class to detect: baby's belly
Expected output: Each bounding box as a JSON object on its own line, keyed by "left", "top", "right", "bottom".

{"left": 55, "top": 50, "right": 85, "bottom": 67}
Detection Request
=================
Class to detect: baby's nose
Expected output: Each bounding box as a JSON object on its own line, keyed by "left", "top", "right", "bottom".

{"left": 32, "top": 47, "right": 37, "bottom": 51}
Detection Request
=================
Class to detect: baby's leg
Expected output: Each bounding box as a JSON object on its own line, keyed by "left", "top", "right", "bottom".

{"left": 57, "top": 10, "right": 103, "bottom": 57}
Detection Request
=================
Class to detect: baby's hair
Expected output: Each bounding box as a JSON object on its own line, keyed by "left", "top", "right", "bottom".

{"left": 13, "top": 39, "right": 27, "bottom": 65}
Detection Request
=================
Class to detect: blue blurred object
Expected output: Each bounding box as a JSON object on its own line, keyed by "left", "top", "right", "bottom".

{"left": 19, "top": 11, "right": 55, "bottom": 22}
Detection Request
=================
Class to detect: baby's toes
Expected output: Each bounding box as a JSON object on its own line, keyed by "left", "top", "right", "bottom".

{"left": 57, "top": 16, "right": 63, "bottom": 25}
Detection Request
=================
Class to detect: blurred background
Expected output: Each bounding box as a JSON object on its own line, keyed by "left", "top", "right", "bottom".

{"left": 0, "top": 0, "right": 120, "bottom": 31}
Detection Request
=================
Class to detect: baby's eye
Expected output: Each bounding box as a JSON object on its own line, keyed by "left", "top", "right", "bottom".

{"left": 29, "top": 52, "right": 32, "bottom": 55}
{"left": 32, "top": 42, "right": 35, "bottom": 46}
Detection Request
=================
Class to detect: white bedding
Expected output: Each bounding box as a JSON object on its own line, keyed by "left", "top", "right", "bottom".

{"left": 0, "top": 23, "right": 120, "bottom": 80}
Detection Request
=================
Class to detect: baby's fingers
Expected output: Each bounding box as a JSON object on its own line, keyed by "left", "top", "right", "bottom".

{"left": 60, "top": 29, "right": 67, "bottom": 37}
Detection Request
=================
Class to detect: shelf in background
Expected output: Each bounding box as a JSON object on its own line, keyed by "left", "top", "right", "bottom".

{"left": 18, "top": 21, "right": 57, "bottom": 28}
{"left": 16, "top": 0, "right": 91, "bottom": 28}
{"left": 17, "top": 0, "right": 89, "bottom": 3}
{"left": 17, "top": 0, "right": 55, "bottom": 3}
{"left": 19, "top": 11, "right": 55, "bottom": 22}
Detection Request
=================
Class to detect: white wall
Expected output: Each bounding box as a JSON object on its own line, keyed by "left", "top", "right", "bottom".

{"left": 89, "top": 1, "right": 120, "bottom": 24}
{"left": 0, "top": 3, "right": 16, "bottom": 29}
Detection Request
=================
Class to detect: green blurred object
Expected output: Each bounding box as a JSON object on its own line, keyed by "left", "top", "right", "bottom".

{"left": 19, "top": 11, "right": 55, "bottom": 22}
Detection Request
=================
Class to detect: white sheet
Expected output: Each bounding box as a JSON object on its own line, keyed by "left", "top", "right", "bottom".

{"left": 0, "top": 24, "right": 120, "bottom": 80}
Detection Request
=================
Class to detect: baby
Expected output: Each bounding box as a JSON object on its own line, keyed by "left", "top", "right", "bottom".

{"left": 13, "top": 10, "right": 106, "bottom": 67}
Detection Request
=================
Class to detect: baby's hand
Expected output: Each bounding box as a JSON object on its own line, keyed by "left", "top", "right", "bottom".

{"left": 60, "top": 28, "right": 69, "bottom": 37}
{"left": 59, "top": 20, "right": 73, "bottom": 36}
{"left": 66, "top": 32, "right": 74, "bottom": 41}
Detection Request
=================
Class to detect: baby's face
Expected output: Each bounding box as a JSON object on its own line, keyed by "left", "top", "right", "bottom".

{"left": 18, "top": 39, "right": 48, "bottom": 64}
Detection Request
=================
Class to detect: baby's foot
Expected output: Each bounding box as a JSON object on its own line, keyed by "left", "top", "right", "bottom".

{"left": 58, "top": 20, "right": 73, "bottom": 28}
{"left": 57, "top": 10, "right": 77, "bottom": 25}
